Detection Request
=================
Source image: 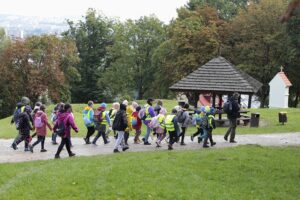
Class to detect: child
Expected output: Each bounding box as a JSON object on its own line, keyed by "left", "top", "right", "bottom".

{"left": 165, "top": 109, "right": 179, "bottom": 150}
{"left": 105, "top": 102, "right": 120, "bottom": 139}
{"left": 92, "top": 103, "right": 111, "bottom": 145}
{"left": 199, "top": 106, "right": 212, "bottom": 148}
{"left": 191, "top": 108, "right": 204, "bottom": 143}
{"left": 30, "top": 105, "right": 52, "bottom": 152}
{"left": 113, "top": 103, "right": 129, "bottom": 153}
{"left": 132, "top": 106, "right": 142, "bottom": 144}
{"left": 83, "top": 101, "right": 95, "bottom": 144}
{"left": 207, "top": 107, "right": 216, "bottom": 146}
{"left": 51, "top": 103, "right": 63, "bottom": 145}
{"left": 155, "top": 108, "right": 167, "bottom": 148}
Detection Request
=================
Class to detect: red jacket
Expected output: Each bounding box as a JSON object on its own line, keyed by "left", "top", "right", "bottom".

{"left": 132, "top": 111, "right": 142, "bottom": 130}
{"left": 34, "top": 111, "right": 52, "bottom": 136}
{"left": 54, "top": 111, "right": 78, "bottom": 138}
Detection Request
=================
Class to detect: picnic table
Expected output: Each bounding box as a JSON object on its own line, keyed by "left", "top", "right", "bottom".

{"left": 214, "top": 109, "right": 250, "bottom": 126}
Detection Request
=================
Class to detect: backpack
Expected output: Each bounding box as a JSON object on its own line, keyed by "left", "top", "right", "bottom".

{"left": 13, "top": 107, "right": 23, "bottom": 128}
{"left": 16, "top": 113, "right": 26, "bottom": 130}
{"left": 177, "top": 110, "right": 186, "bottom": 123}
{"left": 138, "top": 107, "right": 147, "bottom": 121}
{"left": 148, "top": 116, "right": 159, "bottom": 129}
{"left": 112, "top": 112, "right": 126, "bottom": 131}
{"left": 131, "top": 116, "right": 138, "bottom": 126}
{"left": 56, "top": 121, "right": 65, "bottom": 137}
{"left": 223, "top": 100, "right": 233, "bottom": 114}
{"left": 93, "top": 109, "right": 103, "bottom": 123}
{"left": 83, "top": 110, "right": 93, "bottom": 126}
{"left": 34, "top": 116, "right": 44, "bottom": 128}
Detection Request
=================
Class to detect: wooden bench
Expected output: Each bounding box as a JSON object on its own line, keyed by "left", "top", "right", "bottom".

{"left": 237, "top": 117, "right": 251, "bottom": 126}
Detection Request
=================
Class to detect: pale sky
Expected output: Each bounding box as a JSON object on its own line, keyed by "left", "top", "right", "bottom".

{"left": 0, "top": 0, "right": 189, "bottom": 23}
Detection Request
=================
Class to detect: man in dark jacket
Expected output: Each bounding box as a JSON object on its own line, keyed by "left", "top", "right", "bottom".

{"left": 224, "top": 92, "right": 240, "bottom": 143}
{"left": 113, "top": 103, "right": 128, "bottom": 153}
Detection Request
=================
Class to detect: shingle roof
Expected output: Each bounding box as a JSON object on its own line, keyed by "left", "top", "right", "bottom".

{"left": 278, "top": 72, "right": 292, "bottom": 87}
{"left": 169, "top": 56, "right": 263, "bottom": 94}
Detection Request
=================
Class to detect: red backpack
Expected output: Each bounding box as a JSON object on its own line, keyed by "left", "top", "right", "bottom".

{"left": 93, "top": 108, "right": 104, "bottom": 123}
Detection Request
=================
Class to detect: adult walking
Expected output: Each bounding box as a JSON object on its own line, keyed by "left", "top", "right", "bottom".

{"left": 178, "top": 103, "right": 191, "bottom": 145}
{"left": 113, "top": 103, "right": 128, "bottom": 153}
{"left": 83, "top": 101, "right": 95, "bottom": 144}
{"left": 224, "top": 92, "right": 240, "bottom": 143}
{"left": 54, "top": 104, "right": 78, "bottom": 159}
{"left": 92, "top": 103, "right": 111, "bottom": 145}
{"left": 142, "top": 98, "right": 156, "bottom": 145}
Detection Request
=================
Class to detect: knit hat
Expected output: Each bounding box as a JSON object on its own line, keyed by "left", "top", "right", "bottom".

{"left": 122, "top": 100, "right": 129, "bottom": 106}
{"left": 100, "top": 103, "right": 107, "bottom": 108}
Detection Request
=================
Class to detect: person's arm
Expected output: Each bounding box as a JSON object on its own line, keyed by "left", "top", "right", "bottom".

{"left": 25, "top": 114, "right": 33, "bottom": 130}
{"left": 149, "top": 107, "right": 156, "bottom": 117}
{"left": 106, "top": 112, "right": 111, "bottom": 126}
{"left": 173, "top": 117, "right": 179, "bottom": 133}
{"left": 43, "top": 114, "right": 52, "bottom": 131}
{"left": 90, "top": 110, "right": 94, "bottom": 122}
{"left": 68, "top": 115, "right": 79, "bottom": 133}
{"left": 122, "top": 112, "right": 128, "bottom": 127}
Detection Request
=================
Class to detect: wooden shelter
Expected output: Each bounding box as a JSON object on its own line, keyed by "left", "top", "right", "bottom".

{"left": 169, "top": 56, "right": 263, "bottom": 110}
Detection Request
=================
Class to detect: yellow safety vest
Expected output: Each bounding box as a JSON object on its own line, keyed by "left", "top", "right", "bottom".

{"left": 101, "top": 112, "right": 108, "bottom": 125}
{"left": 165, "top": 114, "right": 175, "bottom": 132}
{"left": 145, "top": 104, "right": 152, "bottom": 121}
{"left": 158, "top": 115, "right": 166, "bottom": 129}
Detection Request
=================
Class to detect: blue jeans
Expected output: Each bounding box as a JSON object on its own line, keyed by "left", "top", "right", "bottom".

{"left": 144, "top": 125, "right": 152, "bottom": 142}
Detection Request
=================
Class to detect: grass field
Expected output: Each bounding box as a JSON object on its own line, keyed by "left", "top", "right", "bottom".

{"left": 0, "top": 100, "right": 299, "bottom": 139}
{"left": 0, "top": 146, "right": 299, "bottom": 199}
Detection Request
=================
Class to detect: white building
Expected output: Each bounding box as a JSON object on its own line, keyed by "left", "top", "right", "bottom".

{"left": 269, "top": 69, "right": 292, "bottom": 108}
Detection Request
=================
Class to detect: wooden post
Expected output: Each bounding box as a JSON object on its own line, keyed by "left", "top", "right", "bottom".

{"left": 194, "top": 92, "right": 199, "bottom": 109}
{"left": 218, "top": 94, "right": 223, "bottom": 120}
{"left": 212, "top": 93, "right": 216, "bottom": 108}
{"left": 248, "top": 94, "right": 252, "bottom": 109}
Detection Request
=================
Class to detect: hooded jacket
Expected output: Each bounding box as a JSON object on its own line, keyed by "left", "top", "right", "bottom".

{"left": 54, "top": 111, "right": 78, "bottom": 138}
{"left": 113, "top": 104, "right": 128, "bottom": 131}
{"left": 34, "top": 110, "right": 52, "bottom": 136}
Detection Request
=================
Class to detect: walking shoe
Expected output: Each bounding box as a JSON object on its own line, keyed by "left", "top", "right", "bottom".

{"left": 104, "top": 141, "right": 110, "bottom": 145}
{"left": 40, "top": 149, "right": 47, "bottom": 152}
{"left": 52, "top": 142, "right": 58, "bottom": 145}
{"left": 11, "top": 143, "right": 17, "bottom": 150}
{"left": 203, "top": 145, "right": 209, "bottom": 148}
{"left": 69, "top": 152, "right": 76, "bottom": 157}
{"left": 92, "top": 142, "right": 97, "bottom": 146}
{"left": 191, "top": 135, "right": 194, "bottom": 141}
{"left": 29, "top": 145, "right": 33, "bottom": 153}
{"left": 144, "top": 142, "right": 151, "bottom": 145}
{"left": 54, "top": 154, "right": 60, "bottom": 159}
{"left": 211, "top": 142, "right": 216, "bottom": 146}
{"left": 122, "top": 146, "right": 129, "bottom": 151}
{"left": 197, "top": 137, "right": 202, "bottom": 143}
{"left": 142, "top": 138, "right": 145, "bottom": 142}
{"left": 230, "top": 140, "right": 237, "bottom": 143}
{"left": 24, "top": 147, "right": 30, "bottom": 152}
{"left": 180, "top": 142, "right": 186, "bottom": 146}
{"left": 156, "top": 141, "right": 161, "bottom": 148}
{"left": 84, "top": 138, "right": 91, "bottom": 144}
{"left": 224, "top": 136, "right": 228, "bottom": 141}
{"left": 168, "top": 145, "right": 173, "bottom": 150}
{"left": 113, "top": 149, "right": 120, "bottom": 153}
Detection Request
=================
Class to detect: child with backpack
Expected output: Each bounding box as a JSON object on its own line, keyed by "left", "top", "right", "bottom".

{"left": 113, "top": 103, "right": 129, "bottom": 153}
{"left": 207, "top": 107, "right": 216, "bottom": 146}
{"left": 29, "top": 105, "right": 52, "bottom": 152}
{"left": 11, "top": 106, "right": 34, "bottom": 151}
{"left": 191, "top": 107, "right": 205, "bottom": 143}
{"left": 83, "top": 101, "right": 95, "bottom": 144}
{"left": 132, "top": 106, "right": 142, "bottom": 144}
{"left": 92, "top": 103, "right": 111, "bottom": 145}
{"left": 165, "top": 109, "right": 179, "bottom": 150}
{"left": 142, "top": 98, "right": 156, "bottom": 145}
{"left": 105, "top": 102, "right": 120, "bottom": 139}
{"left": 51, "top": 103, "right": 63, "bottom": 145}
{"left": 198, "top": 106, "right": 212, "bottom": 148}
{"left": 155, "top": 108, "right": 167, "bottom": 148}
{"left": 54, "top": 103, "right": 78, "bottom": 159}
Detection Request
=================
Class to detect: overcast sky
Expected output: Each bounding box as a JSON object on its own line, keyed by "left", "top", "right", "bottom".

{"left": 0, "top": 0, "right": 189, "bottom": 23}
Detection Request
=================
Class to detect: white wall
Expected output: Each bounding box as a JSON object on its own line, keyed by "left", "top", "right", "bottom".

{"left": 269, "top": 75, "right": 289, "bottom": 108}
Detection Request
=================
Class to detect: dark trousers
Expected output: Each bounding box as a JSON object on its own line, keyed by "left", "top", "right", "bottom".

{"left": 225, "top": 118, "right": 237, "bottom": 141}
{"left": 85, "top": 126, "right": 95, "bottom": 142}
{"left": 203, "top": 129, "right": 214, "bottom": 146}
{"left": 124, "top": 131, "right": 129, "bottom": 145}
{"left": 32, "top": 135, "right": 45, "bottom": 149}
{"left": 169, "top": 131, "right": 177, "bottom": 146}
{"left": 52, "top": 132, "right": 58, "bottom": 143}
{"left": 179, "top": 127, "right": 186, "bottom": 143}
{"left": 192, "top": 128, "right": 204, "bottom": 138}
{"left": 55, "top": 137, "right": 72, "bottom": 156}
{"left": 15, "top": 133, "right": 30, "bottom": 149}
{"left": 93, "top": 125, "right": 108, "bottom": 144}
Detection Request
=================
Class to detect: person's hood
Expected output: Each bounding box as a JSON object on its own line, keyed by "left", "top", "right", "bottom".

{"left": 36, "top": 110, "right": 44, "bottom": 117}
{"left": 120, "top": 103, "right": 126, "bottom": 111}
{"left": 84, "top": 106, "right": 92, "bottom": 111}
{"left": 58, "top": 112, "right": 71, "bottom": 121}
{"left": 16, "top": 102, "right": 24, "bottom": 109}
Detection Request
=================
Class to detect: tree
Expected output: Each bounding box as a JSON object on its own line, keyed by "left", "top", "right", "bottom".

{"left": 64, "top": 9, "right": 114, "bottom": 103}
{"left": 103, "top": 16, "right": 167, "bottom": 100}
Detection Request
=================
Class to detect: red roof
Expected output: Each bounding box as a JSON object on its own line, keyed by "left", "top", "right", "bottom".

{"left": 278, "top": 72, "right": 292, "bottom": 87}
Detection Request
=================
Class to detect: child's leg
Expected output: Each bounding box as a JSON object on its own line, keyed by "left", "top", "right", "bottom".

{"left": 41, "top": 136, "right": 45, "bottom": 149}
{"left": 32, "top": 135, "right": 42, "bottom": 148}
{"left": 208, "top": 129, "right": 216, "bottom": 146}
{"left": 124, "top": 131, "right": 129, "bottom": 145}
{"left": 201, "top": 129, "right": 209, "bottom": 147}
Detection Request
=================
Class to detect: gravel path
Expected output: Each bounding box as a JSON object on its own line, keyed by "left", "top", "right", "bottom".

{"left": 1, "top": 133, "right": 299, "bottom": 163}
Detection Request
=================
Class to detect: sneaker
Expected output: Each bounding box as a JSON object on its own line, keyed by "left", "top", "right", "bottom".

{"left": 29, "top": 145, "right": 33, "bottom": 153}
{"left": 144, "top": 142, "right": 151, "bottom": 145}
{"left": 24, "top": 147, "right": 30, "bottom": 152}
{"left": 11, "top": 143, "right": 17, "bottom": 150}
{"left": 40, "top": 149, "right": 47, "bottom": 152}
{"left": 168, "top": 145, "right": 173, "bottom": 150}
{"left": 224, "top": 136, "right": 228, "bottom": 141}
{"left": 142, "top": 138, "right": 145, "bottom": 142}
{"left": 211, "top": 142, "right": 216, "bottom": 146}
{"left": 54, "top": 154, "right": 60, "bottom": 159}
{"left": 203, "top": 145, "right": 209, "bottom": 148}
{"left": 92, "top": 142, "right": 97, "bottom": 146}
{"left": 197, "top": 137, "right": 202, "bottom": 143}
{"left": 113, "top": 149, "right": 120, "bottom": 153}
{"left": 230, "top": 140, "right": 237, "bottom": 143}
{"left": 156, "top": 142, "right": 161, "bottom": 148}
{"left": 104, "top": 141, "right": 110, "bottom": 145}
{"left": 69, "top": 152, "right": 76, "bottom": 157}
{"left": 52, "top": 142, "right": 58, "bottom": 145}
{"left": 180, "top": 142, "right": 186, "bottom": 146}
{"left": 191, "top": 135, "right": 194, "bottom": 141}
{"left": 122, "top": 146, "right": 129, "bottom": 152}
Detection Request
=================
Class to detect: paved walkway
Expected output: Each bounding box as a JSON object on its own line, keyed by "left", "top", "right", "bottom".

{"left": 1, "top": 133, "right": 300, "bottom": 163}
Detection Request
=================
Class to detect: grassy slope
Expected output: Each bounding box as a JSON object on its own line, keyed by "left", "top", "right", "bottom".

{"left": 0, "top": 146, "right": 299, "bottom": 199}
{"left": 0, "top": 100, "right": 299, "bottom": 138}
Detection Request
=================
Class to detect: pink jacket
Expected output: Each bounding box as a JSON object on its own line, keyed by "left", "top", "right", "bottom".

{"left": 54, "top": 111, "right": 79, "bottom": 138}
{"left": 34, "top": 111, "right": 52, "bottom": 136}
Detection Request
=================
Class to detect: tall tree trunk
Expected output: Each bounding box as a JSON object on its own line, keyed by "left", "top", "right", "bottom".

{"left": 294, "top": 85, "right": 300, "bottom": 107}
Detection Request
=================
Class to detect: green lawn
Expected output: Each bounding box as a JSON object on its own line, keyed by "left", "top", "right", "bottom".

{"left": 0, "top": 100, "right": 299, "bottom": 139}
{"left": 0, "top": 146, "right": 299, "bottom": 199}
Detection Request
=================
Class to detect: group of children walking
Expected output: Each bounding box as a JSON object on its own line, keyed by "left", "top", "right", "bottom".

{"left": 9, "top": 97, "right": 217, "bottom": 158}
